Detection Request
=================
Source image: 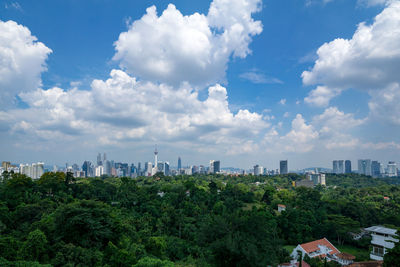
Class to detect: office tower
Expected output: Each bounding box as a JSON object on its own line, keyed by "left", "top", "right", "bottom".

{"left": 192, "top": 165, "right": 199, "bottom": 174}
{"left": 371, "top": 161, "right": 381, "bottom": 178}
{"left": 103, "top": 153, "right": 107, "bottom": 162}
{"left": 97, "top": 153, "right": 102, "bottom": 166}
{"left": 210, "top": 160, "right": 220, "bottom": 174}
{"left": 164, "top": 162, "right": 170, "bottom": 176}
{"left": 178, "top": 157, "right": 182, "bottom": 171}
{"left": 157, "top": 162, "right": 164, "bottom": 173}
{"left": 82, "top": 161, "right": 91, "bottom": 177}
{"left": 358, "top": 159, "right": 372, "bottom": 176}
{"left": 345, "top": 160, "right": 352, "bottom": 174}
{"left": 387, "top": 161, "right": 397, "bottom": 177}
{"left": 338, "top": 160, "right": 344, "bottom": 173}
{"left": 138, "top": 162, "right": 142, "bottom": 176}
{"left": 280, "top": 160, "right": 288, "bottom": 174}
{"left": 254, "top": 165, "right": 263, "bottom": 175}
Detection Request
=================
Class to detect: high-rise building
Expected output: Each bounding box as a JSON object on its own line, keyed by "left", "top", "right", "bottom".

{"left": 254, "top": 165, "right": 263, "bottom": 175}
{"left": 210, "top": 160, "right": 220, "bottom": 174}
{"left": 1, "top": 161, "right": 11, "bottom": 171}
{"left": 97, "top": 153, "right": 102, "bottom": 166}
{"left": 95, "top": 165, "right": 104, "bottom": 177}
{"left": 358, "top": 159, "right": 372, "bottom": 176}
{"left": 333, "top": 160, "right": 338, "bottom": 174}
{"left": 178, "top": 157, "right": 182, "bottom": 171}
{"left": 164, "top": 162, "right": 170, "bottom": 176}
{"left": 280, "top": 160, "right": 288, "bottom": 174}
{"left": 82, "top": 161, "right": 92, "bottom": 177}
{"left": 333, "top": 160, "right": 344, "bottom": 174}
{"left": 345, "top": 160, "right": 352, "bottom": 174}
{"left": 371, "top": 161, "right": 381, "bottom": 178}
{"left": 103, "top": 153, "right": 107, "bottom": 162}
{"left": 387, "top": 161, "right": 397, "bottom": 177}
{"left": 145, "top": 162, "right": 153, "bottom": 176}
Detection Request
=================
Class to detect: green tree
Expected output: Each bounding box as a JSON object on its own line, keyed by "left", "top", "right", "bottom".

{"left": 19, "top": 229, "right": 48, "bottom": 262}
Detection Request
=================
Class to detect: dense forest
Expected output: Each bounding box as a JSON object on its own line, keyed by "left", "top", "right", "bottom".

{"left": 0, "top": 171, "right": 399, "bottom": 266}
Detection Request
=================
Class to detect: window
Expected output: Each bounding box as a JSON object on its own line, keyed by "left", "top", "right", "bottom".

{"left": 372, "top": 246, "right": 384, "bottom": 256}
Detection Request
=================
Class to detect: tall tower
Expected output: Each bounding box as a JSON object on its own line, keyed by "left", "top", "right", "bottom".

{"left": 178, "top": 157, "right": 182, "bottom": 171}
{"left": 154, "top": 145, "right": 158, "bottom": 173}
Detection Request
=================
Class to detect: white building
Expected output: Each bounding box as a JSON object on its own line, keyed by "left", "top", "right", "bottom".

{"left": 387, "top": 161, "right": 397, "bottom": 177}
{"left": 254, "top": 165, "right": 263, "bottom": 175}
{"left": 95, "top": 165, "right": 104, "bottom": 177}
{"left": 19, "top": 162, "right": 44, "bottom": 179}
{"left": 365, "top": 226, "right": 399, "bottom": 260}
{"left": 306, "top": 172, "right": 326, "bottom": 186}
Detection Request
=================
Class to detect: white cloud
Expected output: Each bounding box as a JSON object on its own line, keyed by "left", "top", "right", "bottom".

{"left": 113, "top": 0, "right": 262, "bottom": 86}
{"left": 368, "top": 83, "right": 400, "bottom": 125}
{"left": 0, "top": 20, "right": 52, "bottom": 106}
{"left": 283, "top": 112, "right": 290, "bottom": 118}
{"left": 357, "top": 0, "right": 392, "bottom": 7}
{"left": 4, "top": 70, "right": 270, "bottom": 153}
{"left": 239, "top": 70, "right": 283, "bottom": 84}
{"left": 302, "top": 1, "right": 400, "bottom": 106}
{"left": 279, "top": 98, "right": 286, "bottom": 105}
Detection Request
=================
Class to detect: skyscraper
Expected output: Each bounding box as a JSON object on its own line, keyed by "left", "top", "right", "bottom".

{"left": 358, "top": 159, "right": 372, "bottom": 176}
{"left": 345, "top": 160, "right": 352, "bottom": 174}
{"left": 164, "top": 162, "right": 170, "bottom": 176}
{"left": 210, "top": 160, "right": 220, "bottom": 174}
{"left": 254, "top": 165, "right": 263, "bottom": 175}
{"left": 371, "top": 161, "right": 381, "bottom": 178}
{"left": 333, "top": 160, "right": 344, "bottom": 174}
{"left": 178, "top": 157, "right": 182, "bottom": 171}
{"left": 97, "top": 153, "right": 102, "bottom": 166}
{"left": 333, "top": 160, "right": 338, "bottom": 173}
{"left": 280, "top": 160, "right": 288, "bottom": 174}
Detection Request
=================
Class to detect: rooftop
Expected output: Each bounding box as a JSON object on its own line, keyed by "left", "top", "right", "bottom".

{"left": 299, "top": 238, "right": 340, "bottom": 255}
{"left": 364, "top": 226, "right": 397, "bottom": 236}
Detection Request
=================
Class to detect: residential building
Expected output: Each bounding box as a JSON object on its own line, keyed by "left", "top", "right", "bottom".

{"left": 345, "top": 160, "right": 352, "bottom": 174}
{"left": 358, "top": 159, "right": 372, "bottom": 176}
{"left": 295, "top": 179, "right": 314, "bottom": 188}
{"left": 291, "top": 238, "right": 353, "bottom": 265}
{"left": 95, "top": 165, "right": 104, "bottom": 177}
{"left": 1, "top": 161, "right": 11, "bottom": 171}
{"left": 365, "top": 226, "right": 399, "bottom": 261}
{"left": 333, "top": 160, "right": 344, "bottom": 174}
{"left": 280, "top": 160, "right": 288, "bottom": 174}
{"left": 387, "top": 161, "right": 397, "bottom": 177}
{"left": 277, "top": 204, "right": 286, "bottom": 213}
{"left": 306, "top": 172, "right": 326, "bottom": 186}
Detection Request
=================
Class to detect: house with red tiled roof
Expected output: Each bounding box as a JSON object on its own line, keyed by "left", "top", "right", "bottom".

{"left": 291, "top": 238, "right": 354, "bottom": 265}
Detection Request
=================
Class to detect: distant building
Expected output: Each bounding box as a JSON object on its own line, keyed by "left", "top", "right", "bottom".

{"left": 178, "top": 157, "right": 182, "bottom": 171}
{"left": 144, "top": 162, "right": 153, "bottom": 176}
{"left": 345, "top": 160, "right": 352, "bottom": 173}
{"left": 333, "top": 160, "right": 344, "bottom": 174}
{"left": 1, "top": 161, "right": 11, "bottom": 171}
{"left": 365, "top": 226, "right": 399, "bottom": 261}
{"left": 387, "top": 161, "right": 397, "bottom": 177}
{"left": 358, "top": 159, "right": 372, "bottom": 176}
{"left": 164, "top": 162, "right": 170, "bottom": 176}
{"left": 19, "top": 162, "right": 44, "bottom": 179}
{"left": 254, "top": 165, "right": 263, "bottom": 175}
{"left": 280, "top": 160, "right": 288, "bottom": 174}
{"left": 210, "top": 160, "right": 220, "bottom": 174}
{"left": 95, "top": 165, "right": 104, "bottom": 177}
{"left": 97, "top": 153, "right": 102, "bottom": 166}
{"left": 371, "top": 161, "right": 381, "bottom": 178}
{"left": 306, "top": 172, "right": 326, "bottom": 186}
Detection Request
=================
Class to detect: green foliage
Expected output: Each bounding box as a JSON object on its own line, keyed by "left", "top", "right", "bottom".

{"left": 0, "top": 172, "right": 398, "bottom": 266}
{"left": 384, "top": 240, "right": 400, "bottom": 267}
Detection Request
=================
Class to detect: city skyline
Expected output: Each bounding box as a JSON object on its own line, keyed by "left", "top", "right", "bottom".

{"left": 1, "top": 0, "right": 400, "bottom": 168}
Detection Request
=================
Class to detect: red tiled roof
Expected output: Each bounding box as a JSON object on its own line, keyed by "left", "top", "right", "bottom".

{"left": 278, "top": 204, "right": 286, "bottom": 208}
{"left": 279, "top": 261, "right": 311, "bottom": 267}
{"left": 337, "top": 252, "right": 355, "bottom": 260}
{"left": 300, "top": 238, "right": 340, "bottom": 255}
{"left": 349, "top": 261, "right": 383, "bottom": 267}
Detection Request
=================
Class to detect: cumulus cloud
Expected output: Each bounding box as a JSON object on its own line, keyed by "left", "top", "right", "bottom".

{"left": 368, "top": 83, "right": 400, "bottom": 125}
{"left": 302, "top": 1, "right": 400, "bottom": 106}
{"left": 0, "top": 20, "right": 52, "bottom": 106}
{"left": 113, "top": 0, "right": 262, "bottom": 86}
{"left": 357, "top": 0, "right": 393, "bottom": 7}
{"left": 4, "top": 70, "right": 270, "bottom": 153}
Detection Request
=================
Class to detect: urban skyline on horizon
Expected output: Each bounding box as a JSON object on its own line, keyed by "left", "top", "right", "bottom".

{"left": 1, "top": 0, "right": 400, "bottom": 169}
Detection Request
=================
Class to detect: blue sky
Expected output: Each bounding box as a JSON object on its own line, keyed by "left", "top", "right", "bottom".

{"left": 1, "top": 0, "right": 399, "bottom": 169}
